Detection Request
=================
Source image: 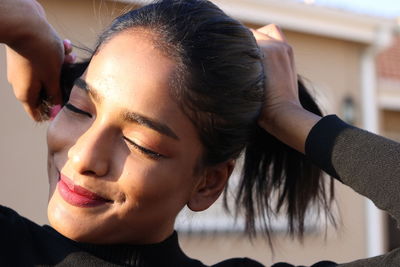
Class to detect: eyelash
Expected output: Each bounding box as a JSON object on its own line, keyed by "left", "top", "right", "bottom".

{"left": 65, "top": 103, "right": 164, "bottom": 160}
{"left": 123, "top": 137, "right": 164, "bottom": 160}
{"left": 65, "top": 103, "right": 92, "bottom": 118}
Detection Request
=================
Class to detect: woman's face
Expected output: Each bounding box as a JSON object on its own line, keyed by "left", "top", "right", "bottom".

{"left": 46, "top": 31, "right": 204, "bottom": 244}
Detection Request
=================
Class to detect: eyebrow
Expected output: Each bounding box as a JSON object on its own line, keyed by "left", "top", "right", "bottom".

{"left": 74, "top": 78, "right": 180, "bottom": 141}
{"left": 122, "top": 111, "right": 180, "bottom": 141}
{"left": 74, "top": 78, "right": 103, "bottom": 103}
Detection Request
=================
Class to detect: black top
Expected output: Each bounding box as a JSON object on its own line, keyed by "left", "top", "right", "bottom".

{"left": 0, "top": 205, "right": 265, "bottom": 267}
{"left": 0, "top": 203, "right": 339, "bottom": 267}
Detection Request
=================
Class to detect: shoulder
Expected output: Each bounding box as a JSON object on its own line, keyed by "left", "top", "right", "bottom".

{"left": 212, "top": 257, "right": 265, "bottom": 267}
{"left": 0, "top": 205, "right": 54, "bottom": 247}
{"left": 0, "top": 205, "right": 79, "bottom": 265}
{"left": 0, "top": 204, "right": 21, "bottom": 219}
{"left": 0, "top": 205, "right": 40, "bottom": 264}
{"left": 0, "top": 204, "right": 29, "bottom": 231}
{"left": 0, "top": 204, "right": 41, "bottom": 230}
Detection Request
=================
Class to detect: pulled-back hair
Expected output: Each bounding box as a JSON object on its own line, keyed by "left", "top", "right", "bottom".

{"left": 61, "top": 0, "right": 335, "bottom": 243}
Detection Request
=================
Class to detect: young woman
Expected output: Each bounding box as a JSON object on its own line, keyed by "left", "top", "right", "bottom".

{"left": 2, "top": 0, "right": 338, "bottom": 266}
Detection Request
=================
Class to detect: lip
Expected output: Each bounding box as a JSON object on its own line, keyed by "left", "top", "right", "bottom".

{"left": 57, "top": 173, "right": 111, "bottom": 207}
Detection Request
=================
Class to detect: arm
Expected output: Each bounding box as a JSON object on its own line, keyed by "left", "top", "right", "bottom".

{"left": 1, "top": 0, "right": 65, "bottom": 120}
{"left": 254, "top": 24, "right": 400, "bottom": 267}
{"left": 254, "top": 25, "right": 400, "bottom": 223}
{"left": 306, "top": 115, "right": 400, "bottom": 223}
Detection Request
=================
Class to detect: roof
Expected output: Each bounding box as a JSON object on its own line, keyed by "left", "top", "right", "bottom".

{"left": 376, "top": 36, "right": 400, "bottom": 110}
{"left": 112, "top": 0, "right": 397, "bottom": 45}
{"left": 377, "top": 36, "right": 400, "bottom": 80}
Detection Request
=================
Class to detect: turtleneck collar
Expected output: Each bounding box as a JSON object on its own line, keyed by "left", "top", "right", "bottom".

{"left": 43, "top": 226, "right": 204, "bottom": 267}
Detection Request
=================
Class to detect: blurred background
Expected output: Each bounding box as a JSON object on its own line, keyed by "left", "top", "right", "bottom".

{"left": 1, "top": 0, "right": 400, "bottom": 265}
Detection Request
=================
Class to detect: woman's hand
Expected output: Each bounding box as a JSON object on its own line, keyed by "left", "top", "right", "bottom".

{"left": 251, "top": 25, "right": 301, "bottom": 130}
{"left": 253, "top": 24, "right": 321, "bottom": 153}
{"left": 3, "top": 0, "right": 64, "bottom": 121}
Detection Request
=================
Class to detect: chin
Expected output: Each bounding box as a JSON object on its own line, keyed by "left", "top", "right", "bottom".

{"left": 47, "top": 189, "right": 108, "bottom": 244}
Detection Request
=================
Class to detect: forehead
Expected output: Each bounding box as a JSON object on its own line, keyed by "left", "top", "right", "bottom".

{"left": 82, "top": 30, "right": 203, "bottom": 154}
{"left": 85, "top": 31, "right": 177, "bottom": 108}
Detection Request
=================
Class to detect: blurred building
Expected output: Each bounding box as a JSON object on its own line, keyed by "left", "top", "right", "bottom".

{"left": 0, "top": 0, "right": 398, "bottom": 265}
{"left": 376, "top": 34, "right": 400, "bottom": 251}
{"left": 378, "top": 36, "right": 400, "bottom": 141}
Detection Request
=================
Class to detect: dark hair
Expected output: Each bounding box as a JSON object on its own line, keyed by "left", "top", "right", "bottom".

{"left": 60, "top": 0, "right": 335, "bottom": 243}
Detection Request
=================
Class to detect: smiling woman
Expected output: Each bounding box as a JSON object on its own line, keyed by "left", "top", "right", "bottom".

{"left": 48, "top": 29, "right": 206, "bottom": 245}
{"left": 1, "top": 0, "right": 337, "bottom": 266}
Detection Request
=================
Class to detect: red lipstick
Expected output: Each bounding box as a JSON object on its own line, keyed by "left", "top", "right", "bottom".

{"left": 57, "top": 174, "right": 110, "bottom": 207}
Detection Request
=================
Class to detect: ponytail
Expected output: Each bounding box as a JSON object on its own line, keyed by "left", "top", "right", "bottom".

{"left": 235, "top": 80, "right": 335, "bottom": 243}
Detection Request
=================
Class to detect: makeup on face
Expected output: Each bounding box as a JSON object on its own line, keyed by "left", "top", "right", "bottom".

{"left": 46, "top": 32, "right": 204, "bottom": 244}
{"left": 57, "top": 173, "right": 112, "bottom": 207}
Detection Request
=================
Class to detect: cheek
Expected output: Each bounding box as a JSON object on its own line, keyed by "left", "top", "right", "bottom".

{"left": 47, "top": 111, "right": 90, "bottom": 188}
{"left": 119, "top": 157, "right": 198, "bottom": 213}
{"left": 47, "top": 111, "right": 88, "bottom": 154}
{"left": 47, "top": 115, "right": 68, "bottom": 198}
{"left": 47, "top": 117, "right": 68, "bottom": 154}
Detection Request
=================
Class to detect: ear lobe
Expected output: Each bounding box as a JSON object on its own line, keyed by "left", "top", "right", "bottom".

{"left": 187, "top": 160, "right": 235, "bottom": 212}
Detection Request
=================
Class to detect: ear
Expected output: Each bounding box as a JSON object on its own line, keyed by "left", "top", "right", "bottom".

{"left": 187, "top": 160, "right": 235, "bottom": 212}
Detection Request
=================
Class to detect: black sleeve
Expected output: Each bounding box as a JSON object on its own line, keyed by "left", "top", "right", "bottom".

{"left": 304, "top": 115, "right": 348, "bottom": 179}
{"left": 305, "top": 115, "right": 400, "bottom": 225}
{"left": 339, "top": 247, "right": 400, "bottom": 266}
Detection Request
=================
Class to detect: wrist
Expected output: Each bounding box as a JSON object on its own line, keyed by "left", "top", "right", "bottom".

{"left": 259, "top": 101, "right": 301, "bottom": 133}
{"left": 1, "top": 0, "right": 45, "bottom": 45}
{"left": 259, "top": 102, "right": 322, "bottom": 153}
{"left": 7, "top": 16, "right": 49, "bottom": 52}
{"left": 7, "top": 17, "right": 62, "bottom": 72}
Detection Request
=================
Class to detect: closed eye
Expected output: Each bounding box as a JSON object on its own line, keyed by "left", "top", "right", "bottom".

{"left": 65, "top": 103, "right": 93, "bottom": 118}
{"left": 123, "top": 137, "right": 164, "bottom": 160}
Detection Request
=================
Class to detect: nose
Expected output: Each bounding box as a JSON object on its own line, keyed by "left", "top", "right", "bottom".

{"left": 68, "top": 123, "right": 114, "bottom": 177}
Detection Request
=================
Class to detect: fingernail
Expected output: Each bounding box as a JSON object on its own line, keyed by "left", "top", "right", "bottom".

{"left": 63, "top": 39, "right": 72, "bottom": 51}
{"left": 50, "top": 105, "right": 62, "bottom": 120}
{"left": 63, "top": 39, "right": 71, "bottom": 46}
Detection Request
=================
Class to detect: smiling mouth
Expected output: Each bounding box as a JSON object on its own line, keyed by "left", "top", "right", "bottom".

{"left": 57, "top": 173, "right": 112, "bottom": 207}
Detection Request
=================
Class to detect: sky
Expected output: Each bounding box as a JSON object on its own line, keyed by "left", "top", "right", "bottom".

{"left": 296, "top": 0, "right": 400, "bottom": 18}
